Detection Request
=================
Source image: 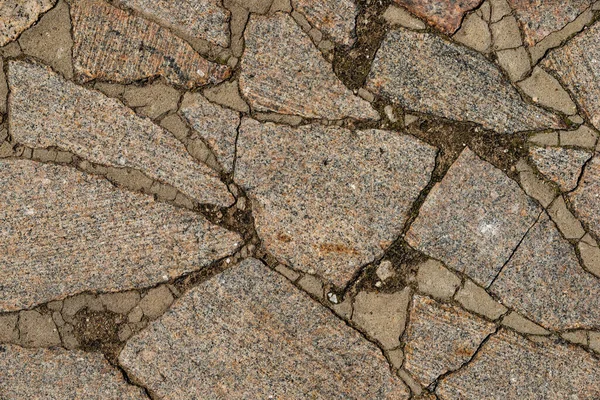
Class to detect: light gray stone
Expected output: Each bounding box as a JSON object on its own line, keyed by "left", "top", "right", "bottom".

{"left": 491, "top": 16, "right": 522, "bottom": 50}
{"left": 560, "top": 125, "right": 599, "bottom": 148}
{"left": 501, "top": 312, "right": 549, "bottom": 335}
{"left": 529, "top": 146, "right": 592, "bottom": 191}
{"left": 203, "top": 80, "right": 250, "bottom": 113}
{"left": 18, "top": 310, "right": 60, "bottom": 347}
{"left": 0, "top": 314, "right": 18, "bottom": 342}
{"left": 569, "top": 154, "right": 600, "bottom": 238}
{"left": 291, "top": 0, "right": 357, "bottom": 46}
{"left": 453, "top": 13, "right": 491, "bottom": 53}
{"left": 383, "top": 5, "right": 426, "bottom": 30}
{"left": 416, "top": 259, "right": 461, "bottom": 301}
{"left": 392, "top": 0, "right": 481, "bottom": 34}
{"left": 518, "top": 67, "right": 578, "bottom": 115}
{"left": 123, "top": 82, "right": 180, "bottom": 119}
{"left": 547, "top": 196, "right": 585, "bottom": 240}
{"left": 99, "top": 291, "right": 140, "bottom": 314}
{"left": 579, "top": 237, "right": 600, "bottom": 277}
{"left": 0, "top": 0, "right": 56, "bottom": 46}
{"left": 139, "top": 286, "right": 174, "bottom": 319}
{"left": 455, "top": 280, "right": 507, "bottom": 320}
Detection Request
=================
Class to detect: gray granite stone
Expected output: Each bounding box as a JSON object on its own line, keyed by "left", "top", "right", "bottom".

{"left": 406, "top": 148, "right": 541, "bottom": 287}
{"left": 367, "top": 28, "right": 564, "bottom": 134}
{"left": 235, "top": 118, "right": 437, "bottom": 286}
{"left": 119, "top": 258, "right": 409, "bottom": 399}
{"left": 437, "top": 329, "right": 600, "bottom": 399}
{"left": 0, "top": 0, "right": 56, "bottom": 46}
{"left": 291, "top": 0, "right": 357, "bottom": 45}
{"left": 404, "top": 295, "right": 496, "bottom": 387}
{"left": 8, "top": 60, "right": 234, "bottom": 207}
{"left": 240, "top": 13, "right": 378, "bottom": 120}
{"left": 0, "top": 345, "right": 147, "bottom": 399}
{"left": 529, "top": 146, "right": 592, "bottom": 191}
{"left": 393, "top": 0, "right": 481, "bottom": 34}
{"left": 0, "top": 159, "right": 241, "bottom": 312}
{"left": 490, "top": 214, "right": 600, "bottom": 330}
{"left": 569, "top": 154, "right": 600, "bottom": 237}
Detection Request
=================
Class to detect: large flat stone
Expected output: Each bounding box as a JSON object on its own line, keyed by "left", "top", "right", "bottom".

{"left": 240, "top": 13, "right": 378, "bottom": 120}
{"left": 0, "top": 345, "right": 147, "bottom": 399}
{"left": 0, "top": 0, "right": 55, "bottom": 46}
{"left": 393, "top": 0, "right": 481, "bottom": 34}
{"left": 235, "top": 119, "right": 437, "bottom": 286}
{"left": 71, "top": 0, "right": 230, "bottom": 88}
{"left": 367, "top": 28, "right": 564, "bottom": 134}
{"left": 291, "top": 0, "right": 357, "bottom": 45}
{"left": 119, "top": 258, "right": 409, "bottom": 399}
{"left": 8, "top": 60, "right": 234, "bottom": 207}
{"left": 569, "top": 153, "right": 600, "bottom": 238}
{"left": 437, "top": 329, "right": 600, "bottom": 399}
{"left": 529, "top": 146, "right": 592, "bottom": 191}
{"left": 0, "top": 159, "right": 241, "bottom": 312}
{"left": 406, "top": 148, "right": 540, "bottom": 287}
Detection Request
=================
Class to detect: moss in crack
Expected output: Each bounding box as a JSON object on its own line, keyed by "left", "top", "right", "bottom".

{"left": 72, "top": 309, "right": 124, "bottom": 364}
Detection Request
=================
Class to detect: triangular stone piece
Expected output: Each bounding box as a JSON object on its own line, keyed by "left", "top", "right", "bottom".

{"left": 529, "top": 146, "right": 592, "bottom": 191}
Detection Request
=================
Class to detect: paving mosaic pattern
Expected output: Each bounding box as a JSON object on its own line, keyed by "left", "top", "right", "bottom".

{"left": 0, "top": 0, "right": 599, "bottom": 398}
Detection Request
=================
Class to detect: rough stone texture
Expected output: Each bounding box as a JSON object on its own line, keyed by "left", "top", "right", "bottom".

{"left": 490, "top": 215, "right": 600, "bottom": 330}
{"left": 0, "top": 345, "right": 147, "bottom": 399}
{"left": 403, "top": 295, "right": 496, "bottom": 387}
{"left": 437, "top": 329, "right": 600, "bottom": 399}
{"left": 406, "top": 148, "right": 540, "bottom": 287}
{"left": 9, "top": 60, "right": 234, "bottom": 207}
{"left": 120, "top": 0, "right": 230, "bottom": 47}
{"left": 71, "top": 0, "right": 230, "bottom": 89}
{"left": 529, "top": 146, "right": 592, "bottom": 191}
{"left": 235, "top": 119, "right": 437, "bottom": 286}
{"left": 180, "top": 93, "right": 240, "bottom": 173}
{"left": 291, "top": 0, "right": 357, "bottom": 46}
{"left": 490, "top": 15, "right": 522, "bottom": 50}
{"left": 569, "top": 154, "right": 600, "bottom": 237}
{"left": 0, "top": 0, "right": 56, "bottom": 46}
{"left": 416, "top": 259, "right": 461, "bottom": 301}
{"left": 392, "top": 0, "right": 481, "bottom": 34}
{"left": 120, "top": 259, "right": 409, "bottom": 399}
{"left": 367, "top": 29, "right": 564, "bottom": 134}
{"left": 0, "top": 159, "right": 241, "bottom": 312}
{"left": 240, "top": 13, "right": 378, "bottom": 120}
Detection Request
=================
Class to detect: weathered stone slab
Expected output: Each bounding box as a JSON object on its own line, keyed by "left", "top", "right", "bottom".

{"left": 406, "top": 148, "right": 540, "bottom": 287}
{"left": 71, "top": 0, "right": 230, "bottom": 88}
{"left": 291, "top": 0, "right": 357, "bottom": 45}
{"left": 393, "top": 0, "right": 483, "bottom": 34}
{"left": 437, "top": 329, "right": 600, "bottom": 399}
{"left": 0, "top": 159, "right": 241, "bottom": 312}
{"left": 490, "top": 214, "right": 600, "bottom": 330}
{"left": 0, "top": 345, "right": 147, "bottom": 399}
{"left": 367, "top": 28, "right": 564, "bottom": 134}
{"left": 570, "top": 154, "right": 600, "bottom": 237}
{"left": 529, "top": 146, "right": 592, "bottom": 191}
{"left": 119, "top": 258, "right": 409, "bottom": 399}
{"left": 404, "top": 295, "right": 496, "bottom": 387}
{"left": 9, "top": 60, "right": 234, "bottom": 207}
{"left": 0, "top": 0, "right": 55, "bottom": 46}
{"left": 235, "top": 119, "right": 437, "bottom": 286}
{"left": 240, "top": 13, "right": 378, "bottom": 120}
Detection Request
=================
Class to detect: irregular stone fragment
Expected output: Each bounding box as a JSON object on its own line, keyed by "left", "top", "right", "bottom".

{"left": 406, "top": 148, "right": 540, "bottom": 287}
{"left": 120, "top": 259, "right": 409, "bottom": 399}
{"left": 0, "top": 314, "right": 18, "bottom": 342}
{"left": 416, "top": 259, "right": 461, "bottom": 301}
{"left": 404, "top": 295, "right": 496, "bottom": 387}
{"left": 529, "top": 146, "right": 592, "bottom": 191}
{"left": 291, "top": 0, "right": 357, "bottom": 45}
{"left": 517, "top": 67, "right": 577, "bottom": 115}
{"left": 367, "top": 29, "right": 564, "bottom": 133}
{"left": 9, "top": 60, "right": 233, "bottom": 206}
{"left": 560, "top": 125, "right": 598, "bottom": 148}
{"left": 501, "top": 312, "right": 549, "bottom": 335}
{"left": 0, "top": 159, "right": 241, "bottom": 312}
{"left": 235, "top": 119, "right": 437, "bottom": 286}
{"left": 383, "top": 5, "right": 426, "bottom": 30}
{"left": 120, "top": 0, "right": 230, "bottom": 47}
{"left": 490, "top": 15, "right": 522, "bottom": 50}
{"left": 0, "top": 0, "right": 56, "bottom": 46}
{"left": 454, "top": 280, "right": 507, "bottom": 320}
{"left": 392, "top": 0, "right": 481, "bottom": 34}
{"left": 579, "top": 235, "right": 600, "bottom": 277}
{"left": 18, "top": 310, "right": 61, "bottom": 347}
{"left": 496, "top": 47, "right": 531, "bottom": 82}
{"left": 490, "top": 215, "right": 600, "bottom": 330}
{"left": 123, "top": 82, "right": 180, "bottom": 119}
{"left": 436, "top": 329, "right": 600, "bottom": 399}
{"left": 453, "top": 12, "right": 491, "bottom": 53}
{"left": 0, "top": 345, "right": 147, "bottom": 399}
{"left": 569, "top": 154, "right": 600, "bottom": 237}
{"left": 240, "top": 13, "right": 378, "bottom": 120}
{"left": 71, "top": 0, "right": 230, "bottom": 88}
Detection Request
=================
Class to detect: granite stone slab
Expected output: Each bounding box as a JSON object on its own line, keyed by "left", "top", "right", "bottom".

{"left": 119, "top": 258, "right": 409, "bottom": 399}
{"left": 9, "top": 60, "right": 234, "bottom": 207}
{"left": 234, "top": 118, "right": 437, "bottom": 286}
{"left": 291, "top": 0, "right": 357, "bottom": 45}
{"left": 529, "top": 146, "right": 592, "bottom": 191}
{"left": 393, "top": 0, "right": 481, "bottom": 34}
{"left": 406, "top": 148, "right": 540, "bottom": 287}
{"left": 0, "top": 159, "right": 241, "bottom": 312}
{"left": 0, "top": 0, "right": 55, "bottom": 46}
{"left": 240, "top": 13, "right": 378, "bottom": 120}
{"left": 367, "top": 28, "right": 564, "bottom": 134}
{"left": 71, "top": 0, "right": 230, "bottom": 88}
{"left": 569, "top": 153, "right": 600, "bottom": 238}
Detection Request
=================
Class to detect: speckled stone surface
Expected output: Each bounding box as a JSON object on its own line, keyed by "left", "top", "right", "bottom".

{"left": 403, "top": 295, "right": 496, "bottom": 387}
{"left": 0, "top": 345, "right": 147, "bottom": 399}
{"left": 119, "top": 258, "right": 409, "bottom": 399}
{"left": 291, "top": 0, "right": 357, "bottom": 45}
{"left": 436, "top": 329, "right": 600, "bottom": 399}
{"left": 393, "top": 0, "right": 483, "bottom": 34}
{"left": 71, "top": 0, "right": 230, "bottom": 88}
{"left": 367, "top": 28, "right": 564, "bottom": 134}
{"left": 0, "top": 159, "right": 241, "bottom": 312}
{"left": 0, "top": 0, "right": 56, "bottom": 46}
{"left": 490, "top": 214, "right": 600, "bottom": 330}
{"left": 406, "top": 148, "right": 540, "bottom": 287}
{"left": 240, "top": 13, "right": 378, "bottom": 120}
{"left": 569, "top": 153, "right": 600, "bottom": 238}
{"left": 120, "top": 0, "right": 230, "bottom": 47}
{"left": 529, "top": 146, "right": 592, "bottom": 191}
{"left": 235, "top": 119, "right": 437, "bottom": 286}
{"left": 179, "top": 93, "right": 240, "bottom": 173}
{"left": 9, "top": 60, "right": 234, "bottom": 207}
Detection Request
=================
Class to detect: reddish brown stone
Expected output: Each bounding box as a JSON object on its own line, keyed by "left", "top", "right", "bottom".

{"left": 393, "top": 0, "right": 482, "bottom": 34}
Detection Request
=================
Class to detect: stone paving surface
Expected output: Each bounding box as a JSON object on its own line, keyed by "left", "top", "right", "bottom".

{"left": 529, "top": 146, "right": 592, "bottom": 191}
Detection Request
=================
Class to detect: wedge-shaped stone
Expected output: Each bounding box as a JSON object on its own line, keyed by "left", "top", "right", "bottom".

{"left": 0, "top": 345, "right": 147, "bottom": 399}
{"left": 291, "top": 0, "right": 357, "bottom": 45}
{"left": 71, "top": 0, "right": 230, "bottom": 88}
{"left": 120, "top": 259, "right": 409, "bottom": 399}
{"left": 490, "top": 214, "right": 600, "bottom": 330}
{"left": 393, "top": 0, "right": 481, "bottom": 34}
{"left": 404, "top": 295, "right": 495, "bottom": 387}
{"left": 367, "top": 28, "right": 564, "bottom": 134}
{"left": 437, "top": 329, "right": 600, "bottom": 399}
{"left": 0, "top": 0, "right": 55, "bottom": 46}
{"left": 529, "top": 146, "right": 592, "bottom": 191}
{"left": 0, "top": 160, "right": 241, "bottom": 312}
{"left": 406, "top": 148, "right": 540, "bottom": 287}
{"left": 235, "top": 119, "right": 437, "bottom": 286}
{"left": 240, "top": 13, "right": 378, "bottom": 120}
{"left": 570, "top": 154, "right": 600, "bottom": 237}
{"left": 9, "top": 60, "right": 233, "bottom": 207}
